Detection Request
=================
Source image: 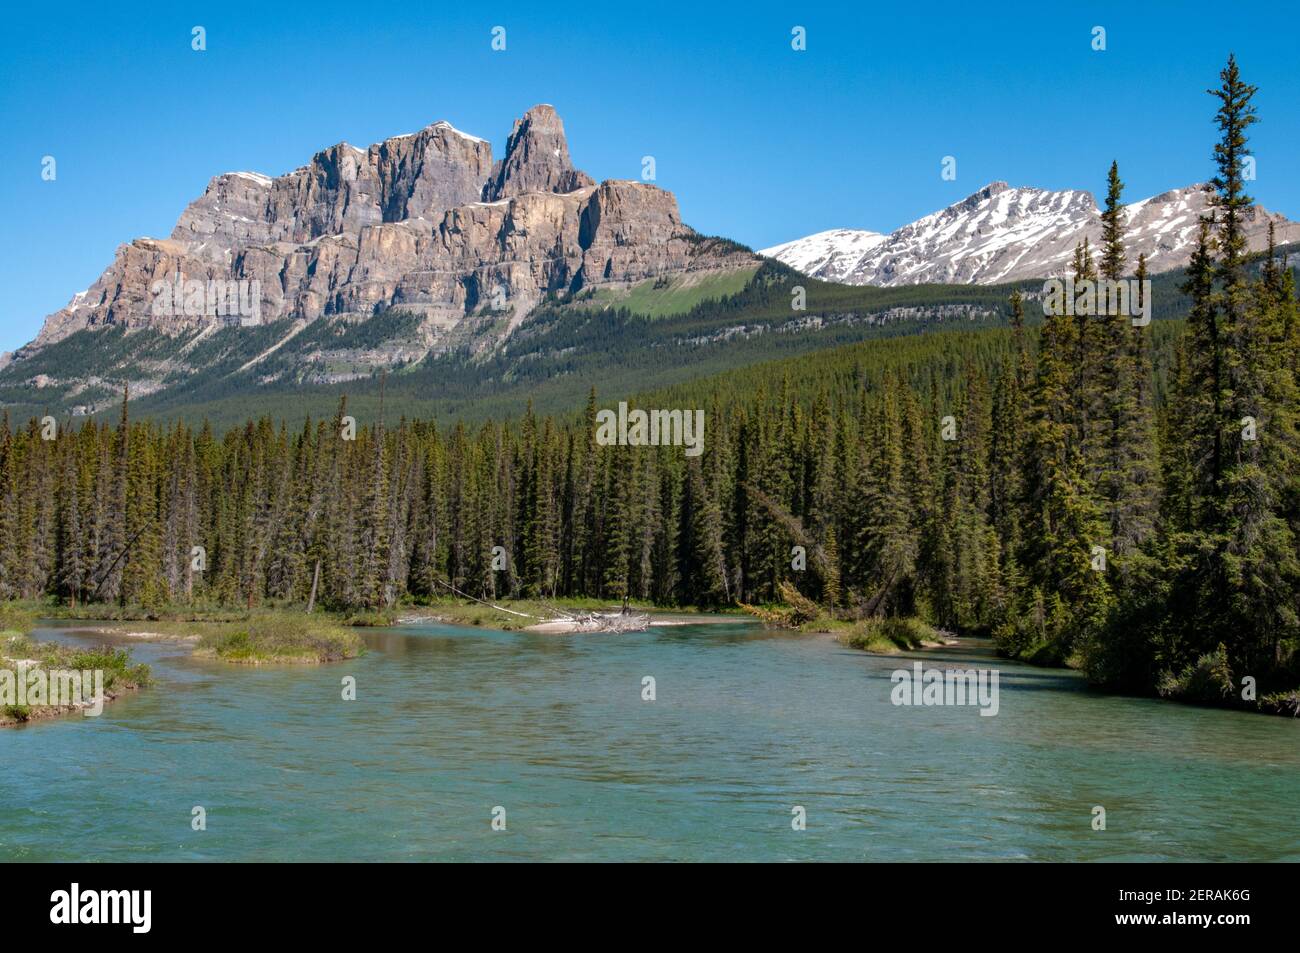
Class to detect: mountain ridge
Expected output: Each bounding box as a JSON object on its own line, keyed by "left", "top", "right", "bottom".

{"left": 19, "top": 104, "right": 756, "bottom": 357}
{"left": 761, "top": 180, "right": 1300, "bottom": 285}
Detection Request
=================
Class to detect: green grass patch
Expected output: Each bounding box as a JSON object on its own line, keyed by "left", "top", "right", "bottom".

{"left": 0, "top": 603, "right": 37, "bottom": 637}
{"left": 620, "top": 268, "right": 759, "bottom": 318}
{"left": 192, "top": 612, "right": 364, "bottom": 664}
{"left": 572, "top": 267, "right": 759, "bottom": 319}
{"left": 1, "top": 634, "right": 153, "bottom": 690}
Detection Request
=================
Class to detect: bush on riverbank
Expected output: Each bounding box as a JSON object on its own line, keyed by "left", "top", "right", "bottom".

{"left": 739, "top": 582, "right": 823, "bottom": 628}
{"left": 1260, "top": 689, "right": 1300, "bottom": 717}
{"left": 193, "top": 613, "right": 364, "bottom": 664}
{"left": 339, "top": 610, "right": 402, "bottom": 627}
{"left": 843, "top": 617, "right": 940, "bottom": 654}
{"left": 993, "top": 590, "right": 1073, "bottom": 667}
{"left": 739, "top": 587, "right": 950, "bottom": 653}
{"left": 1156, "top": 644, "right": 1236, "bottom": 705}
{"left": 1154, "top": 643, "right": 1300, "bottom": 716}
{"left": 0, "top": 604, "right": 36, "bottom": 637}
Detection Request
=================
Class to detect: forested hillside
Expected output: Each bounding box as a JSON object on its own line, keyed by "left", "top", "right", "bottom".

{"left": 0, "top": 57, "right": 1295, "bottom": 714}
{"left": 0, "top": 258, "right": 1029, "bottom": 427}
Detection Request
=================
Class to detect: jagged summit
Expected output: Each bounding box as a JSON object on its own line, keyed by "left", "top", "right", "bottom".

{"left": 483, "top": 104, "right": 595, "bottom": 201}
{"left": 25, "top": 105, "right": 755, "bottom": 351}
{"left": 762, "top": 181, "right": 1300, "bottom": 286}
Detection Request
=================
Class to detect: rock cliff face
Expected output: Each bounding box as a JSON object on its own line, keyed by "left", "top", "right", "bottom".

{"left": 31, "top": 105, "right": 753, "bottom": 350}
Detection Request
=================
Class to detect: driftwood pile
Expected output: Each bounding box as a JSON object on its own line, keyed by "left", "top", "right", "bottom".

{"left": 557, "top": 610, "right": 651, "bottom": 633}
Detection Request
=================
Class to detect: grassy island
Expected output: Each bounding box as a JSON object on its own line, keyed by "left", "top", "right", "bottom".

{"left": 1, "top": 604, "right": 151, "bottom": 726}
{"left": 7, "top": 601, "right": 365, "bottom": 665}
{"left": 191, "top": 612, "right": 365, "bottom": 664}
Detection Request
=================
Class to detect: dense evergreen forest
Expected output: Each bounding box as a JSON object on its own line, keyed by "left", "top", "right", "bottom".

{"left": 0, "top": 57, "right": 1295, "bottom": 711}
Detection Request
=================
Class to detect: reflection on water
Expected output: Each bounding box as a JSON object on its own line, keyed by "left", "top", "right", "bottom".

{"left": 1, "top": 620, "right": 1296, "bottom": 861}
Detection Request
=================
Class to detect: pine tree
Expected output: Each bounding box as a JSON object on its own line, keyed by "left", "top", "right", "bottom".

{"left": 1097, "top": 162, "right": 1158, "bottom": 557}
{"left": 1018, "top": 243, "right": 1112, "bottom": 656}
{"left": 1161, "top": 55, "right": 1300, "bottom": 685}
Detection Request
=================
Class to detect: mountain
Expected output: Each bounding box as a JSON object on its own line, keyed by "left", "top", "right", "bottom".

{"left": 10, "top": 109, "right": 1299, "bottom": 427}
{"left": 19, "top": 104, "right": 757, "bottom": 356}
{"left": 758, "top": 228, "right": 887, "bottom": 284}
{"left": 761, "top": 181, "right": 1300, "bottom": 286}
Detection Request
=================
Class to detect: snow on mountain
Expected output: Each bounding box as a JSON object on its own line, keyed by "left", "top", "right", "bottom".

{"left": 758, "top": 228, "right": 886, "bottom": 284}
{"left": 763, "top": 181, "right": 1300, "bottom": 286}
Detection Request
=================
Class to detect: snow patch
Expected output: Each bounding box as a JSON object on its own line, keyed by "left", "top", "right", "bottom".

{"left": 431, "top": 120, "right": 487, "bottom": 144}
{"left": 226, "top": 171, "right": 273, "bottom": 186}
{"left": 759, "top": 228, "right": 888, "bottom": 283}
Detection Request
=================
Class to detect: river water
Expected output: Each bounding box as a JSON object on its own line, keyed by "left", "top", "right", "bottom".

{"left": 2, "top": 619, "right": 1296, "bottom": 861}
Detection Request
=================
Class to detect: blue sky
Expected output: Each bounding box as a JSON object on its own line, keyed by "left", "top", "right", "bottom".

{"left": 2, "top": 0, "right": 1298, "bottom": 353}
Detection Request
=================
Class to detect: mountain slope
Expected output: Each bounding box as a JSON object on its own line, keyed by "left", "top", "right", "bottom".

{"left": 762, "top": 181, "right": 1300, "bottom": 285}
{"left": 757, "top": 228, "right": 886, "bottom": 283}
{"left": 5, "top": 238, "right": 1296, "bottom": 429}
{"left": 0, "top": 260, "right": 1032, "bottom": 426}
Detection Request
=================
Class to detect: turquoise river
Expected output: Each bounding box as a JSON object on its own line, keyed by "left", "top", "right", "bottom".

{"left": 1, "top": 619, "right": 1297, "bottom": 861}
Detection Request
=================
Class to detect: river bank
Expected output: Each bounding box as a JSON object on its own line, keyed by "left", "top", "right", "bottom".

{"left": 5, "top": 601, "right": 364, "bottom": 672}
{"left": 10, "top": 595, "right": 1297, "bottom": 716}
{"left": 394, "top": 597, "right": 744, "bottom": 632}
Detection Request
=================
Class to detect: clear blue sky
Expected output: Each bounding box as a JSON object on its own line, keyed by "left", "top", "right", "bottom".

{"left": 3, "top": 0, "right": 1298, "bottom": 353}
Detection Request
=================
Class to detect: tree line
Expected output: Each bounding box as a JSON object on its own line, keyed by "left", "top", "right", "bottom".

{"left": 0, "top": 57, "right": 1294, "bottom": 708}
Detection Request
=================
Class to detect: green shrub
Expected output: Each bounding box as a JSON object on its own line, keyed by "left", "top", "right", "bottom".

{"left": 995, "top": 590, "right": 1071, "bottom": 666}
{"left": 844, "top": 616, "right": 939, "bottom": 653}
{"left": 339, "top": 610, "right": 398, "bottom": 627}
{"left": 1260, "top": 689, "right": 1300, "bottom": 717}
{"left": 62, "top": 647, "right": 152, "bottom": 690}
{"left": 0, "top": 604, "right": 36, "bottom": 636}
{"left": 1, "top": 634, "right": 36, "bottom": 658}
{"left": 739, "top": 582, "right": 828, "bottom": 629}
{"left": 1157, "top": 644, "right": 1236, "bottom": 705}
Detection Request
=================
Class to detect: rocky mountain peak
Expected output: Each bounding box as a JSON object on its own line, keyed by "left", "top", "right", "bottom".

{"left": 964, "top": 181, "right": 1011, "bottom": 204}
{"left": 483, "top": 104, "right": 595, "bottom": 201}
{"left": 22, "top": 105, "right": 756, "bottom": 358}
